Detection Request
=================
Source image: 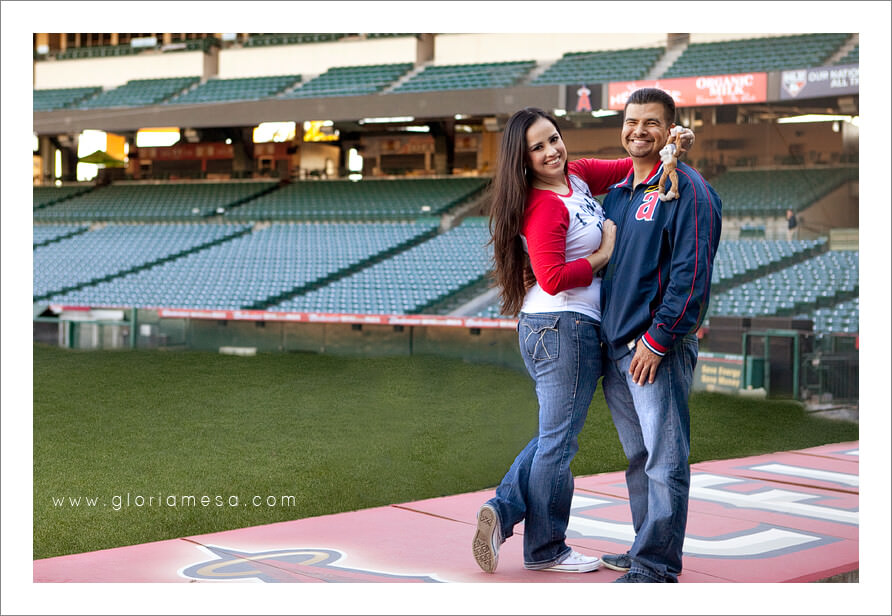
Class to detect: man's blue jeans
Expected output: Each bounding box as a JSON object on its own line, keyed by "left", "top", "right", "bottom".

{"left": 603, "top": 334, "right": 698, "bottom": 582}
{"left": 487, "top": 311, "right": 602, "bottom": 569}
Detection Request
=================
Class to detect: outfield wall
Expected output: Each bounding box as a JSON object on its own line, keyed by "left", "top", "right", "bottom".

{"left": 41, "top": 306, "right": 527, "bottom": 372}
{"left": 38, "top": 306, "right": 857, "bottom": 402}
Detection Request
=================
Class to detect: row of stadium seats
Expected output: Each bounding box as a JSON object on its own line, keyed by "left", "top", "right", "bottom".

{"left": 471, "top": 241, "right": 858, "bottom": 335}
{"left": 33, "top": 182, "right": 279, "bottom": 222}
{"left": 391, "top": 61, "right": 537, "bottom": 93}
{"left": 35, "top": 166, "right": 854, "bottom": 223}
{"left": 72, "top": 77, "right": 200, "bottom": 110}
{"left": 45, "top": 38, "right": 218, "bottom": 61}
{"left": 711, "top": 238, "right": 827, "bottom": 288}
{"left": 225, "top": 177, "right": 489, "bottom": 222}
{"left": 242, "top": 33, "right": 346, "bottom": 47}
{"left": 273, "top": 219, "right": 492, "bottom": 314}
{"left": 164, "top": 75, "right": 302, "bottom": 105}
{"left": 33, "top": 86, "right": 102, "bottom": 112}
{"left": 707, "top": 250, "right": 858, "bottom": 319}
{"left": 708, "top": 167, "right": 857, "bottom": 216}
{"left": 798, "top": 297, "right": 859, "bottom": 334}
{"left": 32, "top": 224, "right": 89, "bottom": 247}
{"left": 663, "top": 33, "right": 851, "bottom": 78}
{"left": 33, "top": 184, "right": 95, "bottom": 209}
{"left": 41, "top": 34, "right": 416, "bottom": 62}
{"left": 52, "top": 44, "right": 140, "bottom": 60}
{"left": 532, "top": 47, "right": 664, "bottom": 86}
{"left": 34, "top": 178, "right": 489, "bottom": 223}
{"left": 34, "top": 223, "right": 251, "bottom": 299}
{"left": 39, "top": 221, "right": 439, "bottom": 310}
{"left": 281, "top": 63, "right": 414, "bottom": 99}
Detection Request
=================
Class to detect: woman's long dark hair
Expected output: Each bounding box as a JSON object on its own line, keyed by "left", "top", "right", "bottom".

{"left": 488, "top": 107, "right": 567, "bottom": 316}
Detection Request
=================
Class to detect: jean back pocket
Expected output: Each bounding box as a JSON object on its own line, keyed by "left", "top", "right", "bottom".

{"left": 520, "top": 314, "right": 560, "bottom": 361}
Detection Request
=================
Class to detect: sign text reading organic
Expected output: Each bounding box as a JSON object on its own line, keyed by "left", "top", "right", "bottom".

{"left": 609, "top": 73, "right": 768, "bottom": 109}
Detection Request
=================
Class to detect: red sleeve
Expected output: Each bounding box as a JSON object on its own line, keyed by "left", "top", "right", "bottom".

{"left": 522, "top": 192, "right": 593, "bottom": 295}
{"left": 569, "top": 157, "right": 633, "bottom": 195}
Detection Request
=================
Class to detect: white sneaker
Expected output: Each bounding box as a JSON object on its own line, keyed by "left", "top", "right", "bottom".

{"left": 472, "top": 504, "right": 503, "bottom": 573}
{"left": 540, "top": 550, "right": 601, "bottom": 573}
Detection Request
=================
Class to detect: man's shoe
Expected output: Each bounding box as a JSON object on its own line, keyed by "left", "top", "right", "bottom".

{"left": 613, "top": 571, "right": 666, "bottom": 583}
{"left": 472, "top": 503, "right": 502, "bottom": 573}
{"left": 540, "top": 550, "right": 601, "bottom": 573}
{"left": 601, "top": 551, "right": 632, "bottom": 572}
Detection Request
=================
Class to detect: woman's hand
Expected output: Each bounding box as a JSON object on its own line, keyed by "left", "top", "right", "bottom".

{"left": 586, "top": 219, "right": 616, "bottom": 274}
{"left": 599, "top": 219, "right": 616, "bottom": 258}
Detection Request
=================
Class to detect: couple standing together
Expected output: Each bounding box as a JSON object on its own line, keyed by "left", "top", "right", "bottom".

{"left": 473, "top": 88, "right": 723, "bottom": 583}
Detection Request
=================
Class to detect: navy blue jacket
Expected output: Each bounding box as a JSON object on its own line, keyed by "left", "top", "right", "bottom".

{"left": 600, "top": 159, "right": 722, "bottom": 359}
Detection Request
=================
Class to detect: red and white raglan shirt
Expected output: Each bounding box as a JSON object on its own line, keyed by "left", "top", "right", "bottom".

{"left": 520, "top": 158, "right": 632, "bottom": 321}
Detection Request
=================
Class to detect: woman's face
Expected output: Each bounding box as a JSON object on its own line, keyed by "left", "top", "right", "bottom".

{"left": 525, "top": 117, "right": 566, "bottom": 186}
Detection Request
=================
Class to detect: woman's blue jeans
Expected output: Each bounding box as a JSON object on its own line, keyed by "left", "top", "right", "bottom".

{"left": 487, "top": 311, "right": 602, "bottom": 569}
{"left": 602, "top": 334, "right": 698, "bottom": 582}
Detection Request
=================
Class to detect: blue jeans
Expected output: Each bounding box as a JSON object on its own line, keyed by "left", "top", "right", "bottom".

{"left": 602, "top": 334, "right": 698, "bottom": 582}
{"left": 487, "top": 311, "right": 602, "bottom": 569}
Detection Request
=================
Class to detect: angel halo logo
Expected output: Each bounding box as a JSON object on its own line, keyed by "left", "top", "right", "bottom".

{"left": 179, "top": 545, "right": 442, "bottom": 583}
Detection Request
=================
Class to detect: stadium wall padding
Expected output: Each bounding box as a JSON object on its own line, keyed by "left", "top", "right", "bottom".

{"left": 147, "top": 317, "right": 526, "bottom": 371}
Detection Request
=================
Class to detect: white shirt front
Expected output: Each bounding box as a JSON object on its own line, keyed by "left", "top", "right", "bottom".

{"left": 521, "top": 173, "right": 607, "bottom": 321}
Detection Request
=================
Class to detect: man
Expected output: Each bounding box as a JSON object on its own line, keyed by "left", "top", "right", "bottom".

{"left": 598, "top": 88, "right": 722, "bottom": 583}
{"left": 786, "top": 208, "right": 798, "bottom": 241}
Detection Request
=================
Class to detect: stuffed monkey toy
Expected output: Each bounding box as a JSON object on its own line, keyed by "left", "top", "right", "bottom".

{"left": 658, "top": 126, "right": 688, "bottom": 202}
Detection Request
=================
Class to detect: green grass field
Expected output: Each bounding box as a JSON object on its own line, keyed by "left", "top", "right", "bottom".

{"left": 33, "top": 343, "right": 858, "bottom": 560}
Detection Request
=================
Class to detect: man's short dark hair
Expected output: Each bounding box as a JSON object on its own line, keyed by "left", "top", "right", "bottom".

{"left": 624, "top": 88, "right": 677, "bottom": 125}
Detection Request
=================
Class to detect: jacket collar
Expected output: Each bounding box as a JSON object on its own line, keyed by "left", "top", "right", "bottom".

{"left": 611, "top": 160, "right": 663, "bottom": 190}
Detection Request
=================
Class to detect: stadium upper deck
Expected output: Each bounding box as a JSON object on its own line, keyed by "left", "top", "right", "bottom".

{"left": 33, "top": 32, "right": 858, "bottom": 132}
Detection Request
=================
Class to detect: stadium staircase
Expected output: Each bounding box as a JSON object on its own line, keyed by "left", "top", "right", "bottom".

{"left": 644, "top": 42, "right": 687, "bottom": 80}
{"left": 826, "top": 34, "right": 859, "bottom": 65}
{"left": 422, "top": 276, "right": 493, "bottom": 316}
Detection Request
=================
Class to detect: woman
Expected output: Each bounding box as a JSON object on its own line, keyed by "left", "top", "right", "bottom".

{"left": 473, "top": 108, "right": 693, "bottom": 574}
{"left": 471, "top": 107, "right": 629, "bottom": 574}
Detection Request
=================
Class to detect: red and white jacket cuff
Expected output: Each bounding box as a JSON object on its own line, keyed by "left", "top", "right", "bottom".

{"left": 642, "top": 332, "right": 669, "bottom": 357}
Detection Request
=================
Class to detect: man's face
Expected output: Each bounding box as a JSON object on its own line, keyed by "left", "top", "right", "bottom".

{"left": 621, "top": 102, "right": 674, "bottom": 161}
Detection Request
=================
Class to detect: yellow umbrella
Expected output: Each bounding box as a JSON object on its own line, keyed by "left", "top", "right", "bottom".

{"left": 78, "top": 149, "right": 126, "bottom": 168}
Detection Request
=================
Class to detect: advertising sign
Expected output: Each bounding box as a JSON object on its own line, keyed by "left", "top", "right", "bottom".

{"left": 608, "top": 73, "right": 767, "bottom": 109}
{"left": 780, "top": 64, "right": 859, "bottom": 99}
